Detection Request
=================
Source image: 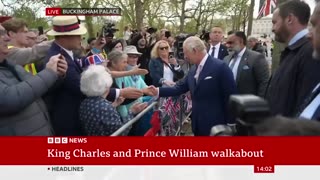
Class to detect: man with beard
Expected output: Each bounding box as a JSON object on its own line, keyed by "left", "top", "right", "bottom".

{"left": 265, "top": 0, "right": 320, "bottom": 117}
{"left": 296, "top": 0, "right": 320, "bottom": 120}
{"left": 224, "top": 31, "right": 269, "bottom": 97}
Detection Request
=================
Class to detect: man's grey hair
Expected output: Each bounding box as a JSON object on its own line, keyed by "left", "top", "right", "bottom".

{"left": 248, "top": 36, "right": 258, "bottom": 41}
{"left": 183, "top": 36, "right": 207, "bottom": 53}
{"left": 108, "top": 50, "right": 128, "bottom": 65}
{"left": 80, "top": 65, "right": 113, "bottom": 97}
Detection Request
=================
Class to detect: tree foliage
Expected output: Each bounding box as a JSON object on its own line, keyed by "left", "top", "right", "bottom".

{"left": 0, "top": 0, "right": 256, "bottom": 37}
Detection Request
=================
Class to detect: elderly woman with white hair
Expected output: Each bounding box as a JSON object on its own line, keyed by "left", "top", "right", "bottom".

{"left": 79, "top": 65, "right": 147, "bottom": 136}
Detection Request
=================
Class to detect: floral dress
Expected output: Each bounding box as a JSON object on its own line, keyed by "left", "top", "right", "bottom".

{"left": 79, "top": 96, "right": 133, "bottom": 135}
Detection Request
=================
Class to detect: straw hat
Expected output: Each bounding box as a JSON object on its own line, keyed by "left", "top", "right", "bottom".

{"left": 47, "top": 16, "right": 87, "bottom": 36}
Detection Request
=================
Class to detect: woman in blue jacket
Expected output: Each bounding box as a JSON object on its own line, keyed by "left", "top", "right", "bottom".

{"left": 148, "top": 40, "right": 184, "bottom": 87}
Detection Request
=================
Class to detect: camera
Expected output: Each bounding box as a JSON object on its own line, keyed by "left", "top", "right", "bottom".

{"left": 165, "top": 31, "right": 171, "bottom": 38}
{"left": 174, "top": 34, "right": 189, "bottom": 60}
{"left": 147, "top": 27, "right": 157, "bottom": 34}
{"left": 169, "top": 51, "right": 174, "bottom": 59}
{"left": 210, "top": 95, "right": 272, "bottom": 136}
{"left": 200, "top": 30, "right": 210, "bottom": 42}
{"left": 101, "top": 23, "right": 119, "bottom": 38}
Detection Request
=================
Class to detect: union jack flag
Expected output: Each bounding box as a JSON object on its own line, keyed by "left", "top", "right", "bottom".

{"left": 164, "top": 98, "right": 179, "bottom": 122}
{"left": 83, "top": 54, "right": 106, "bottom": 68}
{"left": 257, "top": 0, "right": 277, "bottom": 19}
{"left": 159, "top": 96, "right": 182, "bottom": 136}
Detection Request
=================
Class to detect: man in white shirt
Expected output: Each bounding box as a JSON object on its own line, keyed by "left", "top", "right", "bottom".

{"left": 208, "top": 26, "right": 228, "bottom": 60}
{"left": 147, "top": 36, "right": 237, "bottom": 136}
{"left": 224, "top": 31, "right": 270, "bottom": 97}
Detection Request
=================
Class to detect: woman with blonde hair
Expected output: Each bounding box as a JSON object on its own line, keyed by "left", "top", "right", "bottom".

{"left": 148, "top": 40, "right": 184, "bottom": 87}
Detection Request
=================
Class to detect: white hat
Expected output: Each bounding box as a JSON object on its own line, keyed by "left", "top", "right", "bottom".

{"left": 124, "top": 45, "right": 142, "bottom": 56}
{"left": 47, "top": 16, "right": 87, "bottom": 36}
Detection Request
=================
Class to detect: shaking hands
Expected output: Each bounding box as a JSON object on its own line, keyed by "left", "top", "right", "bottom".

{"left": 142, "top": 86, "right": 158, "bottom": 96}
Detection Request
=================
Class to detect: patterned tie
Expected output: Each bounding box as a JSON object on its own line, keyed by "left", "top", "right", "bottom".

{"left": 211, "top": 46, "right": 216, "bottom": 57}
{"left": 296, "top": 85, "right": 320, "bottom": 117}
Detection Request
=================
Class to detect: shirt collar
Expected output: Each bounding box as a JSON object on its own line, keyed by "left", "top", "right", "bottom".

{"left": 237, "top": 47, "right": 246, "bottom": 58}
{"left": 210, "top": 42, "right": 221, "bottom": 50}
{"left": 288, "top": 29, "right": 309, "bottom": 46}
{"left": 55, "top": 42, "right": 74, "bottom": 60}
{"left": 199, "top": 53, "right": 209, "bottom": 67}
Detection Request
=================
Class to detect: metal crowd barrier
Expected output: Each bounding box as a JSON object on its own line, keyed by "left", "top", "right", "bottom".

{"left": 110, "top": 102, "right": 158, "bottom": 136}
{"left": 111, "top": 93, "right": 192, "bottom": 136}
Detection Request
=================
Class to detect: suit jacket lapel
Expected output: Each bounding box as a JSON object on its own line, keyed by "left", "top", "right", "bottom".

{"left": 53, "top": 42, "right": 82, "bottom": 73}
{"left": 218, "top": 46, "right": 224, "bottom": 59}
{"left": 236, "top": 50, "right": 248, "bottom": 84}
{"left": 188, "top": 65, "right": 197, "bottom": 95}
{"left": 312, "top": 105, "right": 320, "bottom": 120}
{"left": 73, "top": 56, "right": 83, "bottom": 72}
{"left": 225, "top": 55, "right": 233, "bottom": 65}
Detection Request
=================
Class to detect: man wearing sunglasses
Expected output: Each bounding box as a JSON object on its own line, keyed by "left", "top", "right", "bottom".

{"left": 147, "top": 36, "right": 237, "bottom": 136}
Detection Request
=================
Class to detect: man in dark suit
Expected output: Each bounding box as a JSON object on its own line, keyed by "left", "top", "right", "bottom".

{"left": 247, "top": 36, "right": 265, "bottom": 55}
{"left": 208, "top": 26, "right": 228, "bottom": 60}
{"left": 224, "top": 31, "right": 270, "bottom": 97}
{"left": 265, "top": 0, "right": 320, "bottom": 117}
{"left": 147, "top": 36, "right": 237, "bottom": 136}
{"left": 297, "top": 1, "right": 320, "bottom": 120}
{"left": 44, "top": 16, "right": 144, "bottom": 136}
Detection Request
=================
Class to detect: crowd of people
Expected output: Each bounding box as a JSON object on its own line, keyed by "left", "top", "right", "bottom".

{"left": 0, "top": 0, "right": 320, "bottom": 136}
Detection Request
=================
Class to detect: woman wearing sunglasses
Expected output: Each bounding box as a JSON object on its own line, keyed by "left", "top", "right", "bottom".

{"left": 148, "top": 40, "right": 184, "bottom": 87}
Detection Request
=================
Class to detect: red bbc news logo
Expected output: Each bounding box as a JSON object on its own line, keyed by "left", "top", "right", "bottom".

{"left": 47, "top": 137, "right": 68, "bottom": 144}
{"left": 46, "top": 8, "right": 62, "bottom": 16}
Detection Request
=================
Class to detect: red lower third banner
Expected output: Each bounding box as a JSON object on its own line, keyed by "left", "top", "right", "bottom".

{"left": 0, "top": 137, "right": 318, "bottom": 165}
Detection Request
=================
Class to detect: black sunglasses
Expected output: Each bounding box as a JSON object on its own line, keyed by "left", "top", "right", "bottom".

{"left": 128, "top": 55, "right": 139, "bottom": 58}
{"left": 159, "top": 46, "right": 169, "bottom": 50}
